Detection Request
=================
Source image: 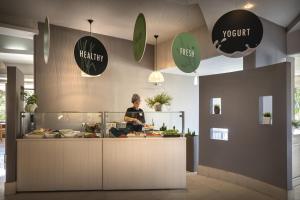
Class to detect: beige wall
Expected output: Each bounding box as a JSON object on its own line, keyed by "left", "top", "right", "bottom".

{"left": 34, "top": 24, "right": 199, "bottom": 132}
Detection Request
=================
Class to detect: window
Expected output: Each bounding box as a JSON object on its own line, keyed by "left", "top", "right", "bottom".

{"left": 259, "top": 96, "right": 272, "bottom": 125}
{"left": 210, "top": 128, "right": 228, "bottom": 141}
{"left": 0, "top": 89, "right": 5, "bottom": 122}
{"left": 211, "top": 98, "right": 221, "bottom": 115}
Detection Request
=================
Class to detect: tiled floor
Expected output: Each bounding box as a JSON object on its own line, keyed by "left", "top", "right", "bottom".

{"left": 0, "top": 174, "right": 276, "bottom": 200}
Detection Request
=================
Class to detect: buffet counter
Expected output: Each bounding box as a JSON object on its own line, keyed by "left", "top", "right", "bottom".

{"left": 16, "top": 137, "right": 186, "bottom": 191}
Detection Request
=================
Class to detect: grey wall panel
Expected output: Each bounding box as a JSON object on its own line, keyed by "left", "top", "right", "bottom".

{"left": 255, "top": 18, "right": 287, "bottom": 68}
{"left": 199, "top": 62, "right": 291, "bottom": 189}
{"left": 6, "top": 66, "right": 24, "bottom": 182}
{"left": 287, "top": 30, "right": 300, "bottom": 55}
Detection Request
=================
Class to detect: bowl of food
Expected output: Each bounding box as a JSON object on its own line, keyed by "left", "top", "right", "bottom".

{"left": 59, "top": 129, "right": 77, "bottom": 138}
{"left": 44, "top": 132, "right": 57, "bottom": 138}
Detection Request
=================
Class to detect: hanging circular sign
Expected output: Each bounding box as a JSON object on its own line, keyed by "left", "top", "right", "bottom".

{"left": 44, "top": 16, "right": 50, "bottom": 64}
{"left": 74, "top": 36, "right": 108, "bottom": 76}
{"left": 133, "top": 13, "right": 147, "bottom": 62}
{"left": 172, "top": 32, "right": 200, "bottom": 73}
{"left": 212, "top": 9, "right": 263, "bottom": 58}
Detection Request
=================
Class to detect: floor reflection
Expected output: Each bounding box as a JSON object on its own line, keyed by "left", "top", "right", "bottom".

{"left": 0, "top": 140, "right": 5, "bottom": 183}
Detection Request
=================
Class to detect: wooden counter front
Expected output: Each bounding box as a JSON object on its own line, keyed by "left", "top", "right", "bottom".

{"left": 16, "top": 137, "right": 186, "bottom": 191}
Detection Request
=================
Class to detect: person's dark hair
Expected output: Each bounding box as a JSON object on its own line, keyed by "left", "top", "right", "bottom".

{"left": 131, "top": 94, "right": 141, "bottom": 103}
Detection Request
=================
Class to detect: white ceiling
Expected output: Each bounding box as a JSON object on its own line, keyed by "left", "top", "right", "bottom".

{"left": 0, "top": 0, "right": 205, "bottom": 44}
{"left": 162, "top": 55, "right": 243, "bottom": 76}
{"left": 198, "top": 0, "right": 300, "bottom": 31}
{"left": 0, "top": 0, "right": 299, "bottom": 78}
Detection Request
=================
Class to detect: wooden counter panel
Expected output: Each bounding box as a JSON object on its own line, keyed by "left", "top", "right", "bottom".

{"left": 103, "top": 138, "right": 186, "bottom": 190}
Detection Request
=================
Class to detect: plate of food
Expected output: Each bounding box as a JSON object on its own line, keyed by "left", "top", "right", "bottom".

{"left": 24, "top": 128, "right": 52, "bottom": 139}
{"left": 146, "top": 132, "right": 162, "bottom": 137}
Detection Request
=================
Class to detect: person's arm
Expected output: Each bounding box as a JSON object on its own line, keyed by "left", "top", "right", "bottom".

{"left": 141, "top": 111, "right": 146, "bottom": 124}
{"left": 124, "top": 116, "right": 137, "bottom": 122}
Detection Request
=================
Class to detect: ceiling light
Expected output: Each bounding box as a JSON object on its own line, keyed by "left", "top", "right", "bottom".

{"left": 148, "top": 71, "right": 165, "bottom": 83}
{"left": 148, "top": 34, "right": 164, "bottom": 85}
{"left": 4, "top": 45, "right": 27, "bottom": 51}
{"left": 244, "top": 2, "right": 254, "bottom": 9}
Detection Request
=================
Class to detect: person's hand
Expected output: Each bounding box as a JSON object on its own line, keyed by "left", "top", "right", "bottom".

{"left": 133, "top": 119, "right": 142, "bottom": 125}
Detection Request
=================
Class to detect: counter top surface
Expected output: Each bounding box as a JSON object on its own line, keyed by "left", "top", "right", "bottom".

{"left": 17, "top": 137, "right": 186, "bottom": 141}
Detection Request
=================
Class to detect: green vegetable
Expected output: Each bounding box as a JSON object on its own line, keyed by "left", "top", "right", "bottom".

{"left": 160, "top": 123, "right": 167, "bottom": 131}
{"left": 162, "top": 129, "right": 179, "bottom": 136}
{"left": 185, "top": 129, "right": 196, "bottom": 137}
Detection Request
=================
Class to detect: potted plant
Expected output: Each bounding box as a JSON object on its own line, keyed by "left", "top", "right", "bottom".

{"left": 214, "top": 105, "right": 221, "bottom": 114}
{"left": 185, "top": 128, "right": 199, "bottom": 172}
{"left": 24, "top": 93, "right": 38, "bottom": 113}
{"left": 263, "top": 112, "right": 272, "bottom": 124}
{"left": 146, "top": 92, "right": 172, "bottom": 111}
{"left": 292, "top": 120, "right": 300, "bottom": 135}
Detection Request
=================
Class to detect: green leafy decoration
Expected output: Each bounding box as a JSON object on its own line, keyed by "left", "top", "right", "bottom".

{"left": 145, "top": 92, "right": 172, "bottom": 108}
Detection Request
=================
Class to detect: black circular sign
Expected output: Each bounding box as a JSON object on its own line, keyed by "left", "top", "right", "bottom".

{"left": 212, "top": 9, "right": 263, "bottom": 58}
{"left": 74, "top": 36, "right": 108, "bottom": 76}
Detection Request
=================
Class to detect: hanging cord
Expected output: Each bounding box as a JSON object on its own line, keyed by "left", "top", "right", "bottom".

{"left": 88, "top": 19, "right": 93, "bottom": 36}
{"left": 154, "top": 34, "right": 158, "bottom": 71}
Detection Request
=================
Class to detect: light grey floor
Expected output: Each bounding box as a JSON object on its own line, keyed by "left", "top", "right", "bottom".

{"left": 0, "top": 174, "right": 277, "bottom": 200}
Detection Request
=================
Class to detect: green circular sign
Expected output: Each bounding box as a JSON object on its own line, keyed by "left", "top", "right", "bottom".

{"left": 133, "top": 13, "right": 147, "bottom": 62}
{"left": 172, "top": 33, "right": 200, "bottom": 73}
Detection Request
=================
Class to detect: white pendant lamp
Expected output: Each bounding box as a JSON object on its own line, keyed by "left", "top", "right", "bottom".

{"left": 148, "top": 34, "right": 164, "bottom": 84}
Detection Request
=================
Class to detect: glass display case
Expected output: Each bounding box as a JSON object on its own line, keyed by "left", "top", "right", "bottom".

{"left": 20, "top": 112, "right": 103, "bottom": 137}
{"left": 20, "top": 111, "right": 184, "bottom": 138}
{"left": 103, "top": 111, "right": 184, "bottom": 137}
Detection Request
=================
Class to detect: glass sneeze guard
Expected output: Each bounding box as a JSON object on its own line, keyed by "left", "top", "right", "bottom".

{"left": 20, "top": 111, "right": 185, "bottom": 138}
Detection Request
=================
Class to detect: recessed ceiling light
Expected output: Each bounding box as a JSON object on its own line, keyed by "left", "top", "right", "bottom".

{"left": 244, "top": 2, "right": 254, "bottom": 9}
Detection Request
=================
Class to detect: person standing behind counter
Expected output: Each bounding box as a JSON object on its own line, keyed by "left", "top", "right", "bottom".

{"left": 124, "top": 94, "right": 145, "bottom": 132}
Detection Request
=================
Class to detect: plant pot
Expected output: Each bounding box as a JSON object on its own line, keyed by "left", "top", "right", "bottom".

{"left": 214, "top": 106, "right": 220, "bottom": 114}
{"left": 154, "top": 103, "right": 162, "bottom": 112}
{"left": 186, "top": 135, "right": 199, "bottom": 172}
{"left": 263, "top": 117, "right": 272, "bottom": 124}
{"left": 25, "top": 103, "right": 38, "bottom": 113}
